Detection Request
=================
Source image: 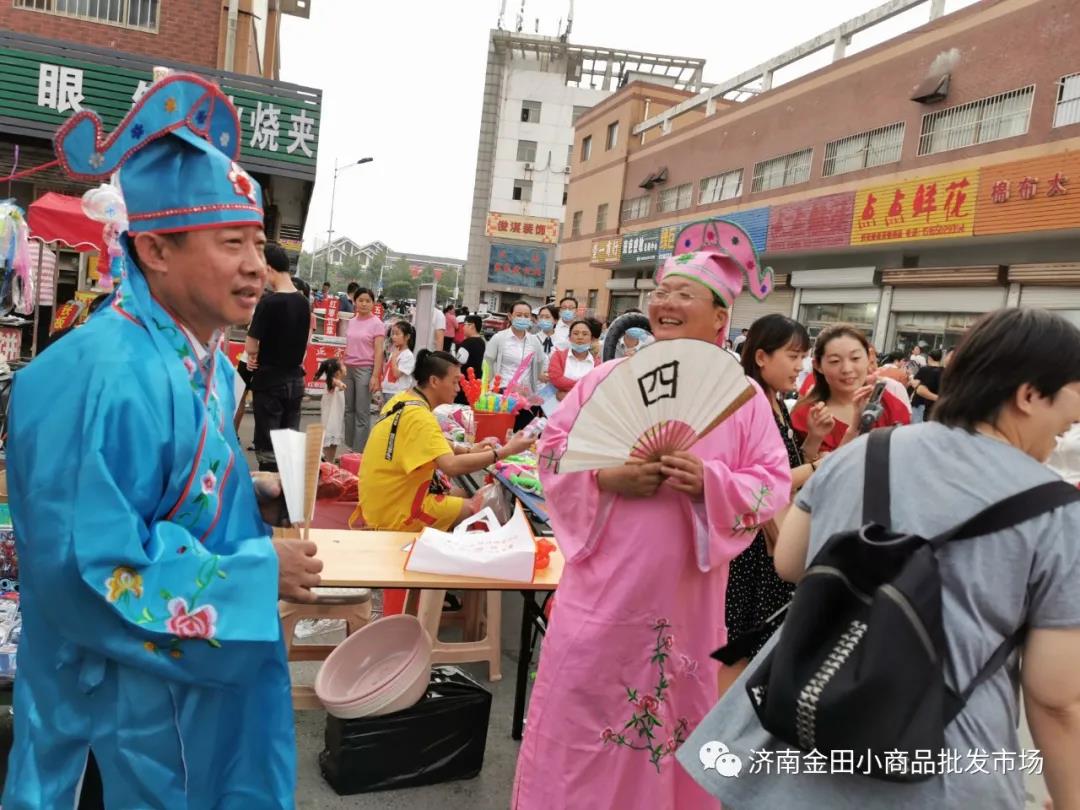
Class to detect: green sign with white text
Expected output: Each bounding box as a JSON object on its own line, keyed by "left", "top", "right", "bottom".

{"left": 0, "top": 45, "right": 320, "bottom": 178}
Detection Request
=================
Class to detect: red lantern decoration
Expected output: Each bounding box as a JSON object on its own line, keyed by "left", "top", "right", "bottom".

{"left": 433, "top": 267, "right": 444, "bottom": 282}
{"left": 409, "top": 264, "right": 422, "bottom": 279}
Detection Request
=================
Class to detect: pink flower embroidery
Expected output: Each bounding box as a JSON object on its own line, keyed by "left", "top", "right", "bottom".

{"left": 227, "top": 162, "right": 257, "bottom": 203}
{"left": 663, "top": 635, "right": 675, "bottom": 650}
{"left": 601, "top": 727, "right": 617, "bottom": 743}
{"left": 182, "top": 356, "right": 197, "bottom": 377}
{"left": 638, "top": 694, "right": 660, "bottom": 714}
{"left": 165, "top": 598, "right": 217, "bottom": 640}
{"left": 664, "top": 737, "right": 678, "bottom": 755}
{"left": 200, "top": 470, "right": 217, "bottom": 495}
{"left": 653, "top": 617, "right": 670, "bottom": 630}
{"left": 739, "top": 512, "right": 758, "bottom": 528}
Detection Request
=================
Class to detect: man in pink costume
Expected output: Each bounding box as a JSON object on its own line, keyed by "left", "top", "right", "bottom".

{"left": 513, "top": 220, "right": 792, "bottom": 809}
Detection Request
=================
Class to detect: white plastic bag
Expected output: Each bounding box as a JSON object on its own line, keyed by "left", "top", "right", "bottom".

{"left": 405, "top": 504, "right": 536, "bottom": 583}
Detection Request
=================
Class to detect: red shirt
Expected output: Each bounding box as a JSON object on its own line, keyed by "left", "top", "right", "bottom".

{"left": 790, "top": 391, "right": 910, "bottom": 453}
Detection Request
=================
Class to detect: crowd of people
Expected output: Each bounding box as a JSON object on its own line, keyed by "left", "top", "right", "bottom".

{"left": 5, "top": 76, "right": 1080, "bottom": 810}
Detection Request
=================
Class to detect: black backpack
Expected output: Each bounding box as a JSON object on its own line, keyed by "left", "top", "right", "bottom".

{"left": 745, "top": 426, "right": 1080, "bottom": 782}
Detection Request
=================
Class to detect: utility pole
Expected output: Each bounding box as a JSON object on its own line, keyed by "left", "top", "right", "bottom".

{"left": 323, "top": 156, "right": 374, "bottom": 285}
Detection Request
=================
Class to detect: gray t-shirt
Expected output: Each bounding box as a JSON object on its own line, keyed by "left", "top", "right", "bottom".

{"left": 679, "top": 422, "right": 1080, "bottom": 809}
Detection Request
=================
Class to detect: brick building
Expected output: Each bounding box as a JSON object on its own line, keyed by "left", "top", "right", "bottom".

{"left": 0, "top": 1, "right": 319, "bottom": 354}
{"left": 559, "top": 0, "right": 1080, "bottom": 351}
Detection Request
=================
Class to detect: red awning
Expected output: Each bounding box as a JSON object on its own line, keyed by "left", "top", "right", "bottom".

{"left": 26, "top": 192, "right": 105, "bottom": 254}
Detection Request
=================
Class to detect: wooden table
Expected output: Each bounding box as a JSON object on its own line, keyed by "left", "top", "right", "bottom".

{"left": 294, "top": 528, "right": 561, "bottom": 740}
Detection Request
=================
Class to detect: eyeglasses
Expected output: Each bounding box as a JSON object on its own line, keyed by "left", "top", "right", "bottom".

{"left": 648, "top": 289, "right": 712, "bottom": 305}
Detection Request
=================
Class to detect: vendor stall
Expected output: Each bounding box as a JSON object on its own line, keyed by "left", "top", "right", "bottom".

{"left": 25, "top": 192, "right": 107, "bottom": 357}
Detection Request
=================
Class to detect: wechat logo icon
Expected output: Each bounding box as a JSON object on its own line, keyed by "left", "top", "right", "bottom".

{"left": 698, "top": 741, "right": 743, "bottom": 778}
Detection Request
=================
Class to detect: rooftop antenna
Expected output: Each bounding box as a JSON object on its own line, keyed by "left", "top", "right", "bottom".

{"left": 565, "top": 0, "right": 574, "bottom": 40}
{"left": 515, "top": 0, "right": 524, "bottom": 32}
{"left": 497, "top": 0, "right": 506, "bottom": 30}
{"left": 535, "top": 17, "right": 539, "bottom": 33}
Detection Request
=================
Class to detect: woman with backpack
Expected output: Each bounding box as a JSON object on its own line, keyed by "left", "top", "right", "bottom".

{"left": 680, "top": 307, "right": 1080, "bottom": 810}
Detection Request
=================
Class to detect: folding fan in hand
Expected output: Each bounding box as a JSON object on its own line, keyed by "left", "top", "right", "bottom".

{"left": 556, "top": 339, "right": 755, "bottom": 474}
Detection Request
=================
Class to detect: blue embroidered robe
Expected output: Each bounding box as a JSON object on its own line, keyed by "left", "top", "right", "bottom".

{"left": 2, "top": 256, "right": 295, "bottom": 809}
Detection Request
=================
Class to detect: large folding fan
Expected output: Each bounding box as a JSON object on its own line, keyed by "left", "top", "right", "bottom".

{"left": 557, "top": 338, "right": 755, "bottom": 474}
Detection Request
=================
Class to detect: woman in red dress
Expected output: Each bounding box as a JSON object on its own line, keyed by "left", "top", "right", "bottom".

{"left": 791, "top": 323, "right": 910, "bottom": 457}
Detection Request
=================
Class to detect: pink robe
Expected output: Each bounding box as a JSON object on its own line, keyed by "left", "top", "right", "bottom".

{"left": 512, "top": 362, "right": 791, "bottom": 810}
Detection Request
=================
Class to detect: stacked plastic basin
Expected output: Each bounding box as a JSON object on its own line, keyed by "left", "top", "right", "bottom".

{"left": 314, "top": 615, "right": 433, "bottom": 719}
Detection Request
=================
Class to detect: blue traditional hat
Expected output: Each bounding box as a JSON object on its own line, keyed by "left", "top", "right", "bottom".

{"left": 54, "top": 72, "right": 263, "bottom": 234}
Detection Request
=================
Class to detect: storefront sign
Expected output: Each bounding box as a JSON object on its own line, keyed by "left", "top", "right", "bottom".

{"left": 0, "top": 43, "right": 320, "bottom": 177}
{"left": 485, "top": 212, "right": 559, "bottom": 244}
{"left": 657, "top": 224, "right": 679, "bottom": 261}
{"left": 591, "top": 236, "right": 622, "bottom": 265}
{"left": 488, "top": 244, "right": 548, "bottom": 289}
{"left": 973, "top": 151, "right": 1079, "bottom": 237}
{"left": 279, "top": 237, "right": 303, "bottom": 253}
{"left": 768, "top": 192, "right": 855, "bottom": 252}
{"left": 851, "top": 170, "right": 979, "bottom": 245}
{"left": 620, "top": 229, "right": 660, "bottom": 265}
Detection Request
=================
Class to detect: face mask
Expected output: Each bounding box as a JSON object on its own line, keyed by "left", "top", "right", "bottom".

{"left": 625, "top": 327, "right": 648, "bottom": 341}
{"left": 560, "top": 309, "right": 575, "bottom": 322}
{"left": 539, "top": 320, "right": 555, "bottom": 332}
{"left": 512, "top": 318, "right": 532, "bottom": 332}
{"left": 571, "top": 343, "right": 592, "bottom": 354}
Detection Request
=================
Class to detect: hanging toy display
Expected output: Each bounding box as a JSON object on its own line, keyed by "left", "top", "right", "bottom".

{"left": 0, "top": 201, "right": 33, "bottom": 317}
{"left": 80, "top": 184, "right": 129, "bottom": 293}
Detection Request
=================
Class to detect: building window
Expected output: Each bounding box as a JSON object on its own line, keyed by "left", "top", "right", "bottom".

{"left": 14, "top": 0, "right": 159, "bottom": 30}
{"left": 566, "top": 144, "right": 573, "bottom": 169}
{"left": 606, "top": 121, "right": 619, "bottom": 150}
{"left": 658, "top": 183, "right": 693, "bottom": 213}
{"left": 562, "top": 187, "right": 568, "bottom": 205}
{"left": 823, "top": 122, "right": 905, "bottom": 177}
{"left": 918, "top": 85, "right": 1034, "bottom": 156}
{"left": 699, "top": 169, "right": 743, "bottom": 205}
{"left": 621, "top": 195, "right": 651, "bottom": 223}
{"left": 800, "top": 303, "right": 878, "bottom": 340}
{"left": 564, "top": 289, "right": 575, "bottom": 301}
{"left": 521, "top": 100, "right": 542, "bottom": 123}
{"left": 752, "top": 148, "right": 813, "bottom": 192}
{"left": 587, "top": 289, "right": 598, "bottom": 312}
{"left": 1054, "top": 72, "right": 1080, "bottom": 128}
{"left": 596, "top": 203, "right": 608, "bottom": 232}
{"left": 572, "top": 105, "right": 590, "bottom": 125}
{"left": 517, "top": 139, "right": 538, "bottom": 163}
{"left": 571, "top": 210, "right": 583, "bottom": 238}
{"left": 512, "top": 179, "right": 533, "bottom": 202}
{"left": 581, "top": 135, "right": 592, "bottom": 162}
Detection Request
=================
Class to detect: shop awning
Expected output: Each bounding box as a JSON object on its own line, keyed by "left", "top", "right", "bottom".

{"left": 26, "top": 192, "right": 104, "bottom": 254}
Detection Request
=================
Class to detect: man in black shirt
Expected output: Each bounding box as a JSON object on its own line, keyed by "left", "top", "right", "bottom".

{"left": 454, "top": 314, "right": 487, "bottom": 405}
{"left": 246, "top": 242, "right": 312, "bottom": 470}
{"left": 911, "top": 347, "right": 944, "bottom": 423}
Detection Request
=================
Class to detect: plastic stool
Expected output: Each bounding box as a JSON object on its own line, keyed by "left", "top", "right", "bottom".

{"left": 280, "top": 587, "right": 373, "bottom": 709}
{"left": 414, "top": 589, "right": 502, "bottom": 682}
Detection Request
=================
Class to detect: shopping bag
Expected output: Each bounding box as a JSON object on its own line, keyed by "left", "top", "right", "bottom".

{"left": 404, "top": 504, "right": 536, "bottom": 583}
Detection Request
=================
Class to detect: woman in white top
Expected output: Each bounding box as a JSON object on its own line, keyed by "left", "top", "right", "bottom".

{"left": 483, "top": 299, "right": 545, "bottom": 394}
{"left": 381, "top": 320, "right": 417, "bottom": 399}
{"left": 548, "top": 319, "right": 601, "bottom": 401}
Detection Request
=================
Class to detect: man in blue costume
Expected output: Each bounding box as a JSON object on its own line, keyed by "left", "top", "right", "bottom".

{"left": 3, "top": 74, "right": 323, "bottom": 808}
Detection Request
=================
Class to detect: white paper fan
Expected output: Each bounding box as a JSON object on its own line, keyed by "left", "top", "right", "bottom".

{"left": 557, "top": 339, "right": 755, "bottom": 474}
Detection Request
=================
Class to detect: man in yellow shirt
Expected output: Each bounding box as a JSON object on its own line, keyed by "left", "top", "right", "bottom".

{"left": 357, "top": 350, "right": 533, "bottom": 530}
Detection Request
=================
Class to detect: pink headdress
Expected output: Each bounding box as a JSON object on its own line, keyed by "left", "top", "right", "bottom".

{"left": 655, "top": 218, "right": 775, "bottom": 344}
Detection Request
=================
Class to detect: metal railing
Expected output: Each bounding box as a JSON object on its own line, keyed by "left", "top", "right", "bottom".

{"left": 917, "top": 85, "right": 1034, "bottom": 156}
{"left": 15, "top": 0, "right": 158, "bottom": 32}
{"left": 1053, "top": 73, "right": 1080, "bottom": 128}
{"left": 752, "top": 148, "right": 813, "bottom": 193}
{"left": 823, "top": 122, "right": 904, "bottom": 177}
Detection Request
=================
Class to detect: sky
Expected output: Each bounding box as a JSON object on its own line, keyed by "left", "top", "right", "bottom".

{"left": 279, "top": 0, "right": 980, "bottom": 260}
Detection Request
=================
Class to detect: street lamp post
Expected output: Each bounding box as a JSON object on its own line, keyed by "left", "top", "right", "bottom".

{"left": 323, "top": 156, "right": 373, "bottom": 285}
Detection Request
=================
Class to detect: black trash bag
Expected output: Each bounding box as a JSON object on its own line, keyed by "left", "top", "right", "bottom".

{"left": 319, "top": 666, "right": 493, "bottom": 795}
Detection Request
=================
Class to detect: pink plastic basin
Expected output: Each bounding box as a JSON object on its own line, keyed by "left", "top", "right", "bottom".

{"left": 315, "top": 615, "right": 432, "bottom": 717}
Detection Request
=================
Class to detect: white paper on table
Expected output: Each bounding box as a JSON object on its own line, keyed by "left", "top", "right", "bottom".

{"left": 405, "top": 504, "right": 536, "bottom": 583}
{"left": 270, "top": 429, "right": 308, "bottom": 525}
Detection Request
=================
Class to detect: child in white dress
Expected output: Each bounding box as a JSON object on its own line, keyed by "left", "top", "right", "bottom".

{"left": 314, "top": 358, "right": 346, "bottom": 462}
{"left": 382, "top": 321, "right": 417, "bottom": 400}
